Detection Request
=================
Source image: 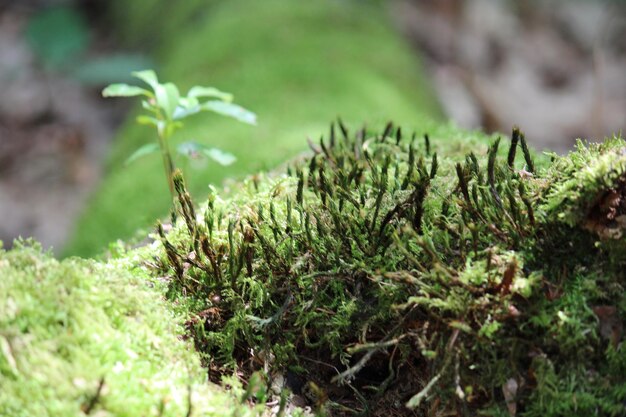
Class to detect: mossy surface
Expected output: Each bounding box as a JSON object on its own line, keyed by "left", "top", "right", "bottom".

{"left": 65, "top": 0, "right": 442, "bottom": 257}
{"left": 0, "top": 241, "right": 270, "bottom": 417}
{"left": 2, "top": 123, "right": 624, "bottom": 416}
{"left": 148, "top": 122, "right": 626, "bottom": 416}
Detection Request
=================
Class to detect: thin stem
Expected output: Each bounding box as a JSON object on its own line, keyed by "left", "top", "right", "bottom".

{"left": 157, "top": 125, "right": 176, "bottom": 200}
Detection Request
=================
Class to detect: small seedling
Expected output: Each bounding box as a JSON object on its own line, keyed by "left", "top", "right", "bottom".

{"left": 103, "top": 70, "right": 256, "bottom": 199}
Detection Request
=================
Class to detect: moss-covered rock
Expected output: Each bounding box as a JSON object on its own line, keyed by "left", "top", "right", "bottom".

{"left": 65, "top": 0, "right": 442, "bottom": 257}
{"left": 148, "top": 122, "right": 626, "bottom": 416}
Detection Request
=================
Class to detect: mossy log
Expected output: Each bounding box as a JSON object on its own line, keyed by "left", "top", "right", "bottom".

{"left": 152, "top": 121, "right": 626, "bottom": 416}
{"left": 2, "top": 123, "right": 624, "bottom": 416}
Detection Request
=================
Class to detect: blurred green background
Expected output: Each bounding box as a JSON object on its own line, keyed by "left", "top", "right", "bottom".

{"left": 3, "top": 0, "right": 622, "bottom": 256}
{"left": 64, "top": 0, "right": 442, "bottom": 256}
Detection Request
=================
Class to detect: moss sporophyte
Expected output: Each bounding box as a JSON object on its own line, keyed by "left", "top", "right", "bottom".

{"left": 151, "top": 120, "right": 625, "bottom": 416}
{"left": 102, "top": 70, "right": 256, "bottom": 200}
{"left": 3, "top": 119, "right": 625, "bottom": 416}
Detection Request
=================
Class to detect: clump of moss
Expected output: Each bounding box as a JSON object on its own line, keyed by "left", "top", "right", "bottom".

{"left": 0, "top": 241, "right": 272, "bottom": 417}
{"left": 152, "top": 121, "right": 625, "bottom": 416}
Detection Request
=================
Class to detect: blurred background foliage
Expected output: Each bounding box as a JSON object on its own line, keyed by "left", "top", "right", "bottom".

{"left": 24, "top": 2, "right": 152, "bottom": 82}
{"left": 64, "top": 0, "right": 443, "bottom": 256}
{"left": 0, "top": 0, "right": 623, "bottom": 256}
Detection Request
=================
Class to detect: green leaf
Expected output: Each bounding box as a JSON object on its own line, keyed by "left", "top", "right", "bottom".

{"left": 187, "top": 86, "right": 233, "bottom": 102}
{"left": 141, "top": 100, "right": 158, "bottom": 113}
{"left": 132, "top": 70, "right": 159, "bottom": 89}
{"left": 125, "top": 143, "right": 159, "bottom": 165}
{"left": 136, "top": 115, "right": 159, "bottom": 126}
{"left": 178, "top": 97, "right": 199, "bottom": 109}
{"left": 246, "top": 314, "right": 274, "bottom": 329}
{"left": 176, "top": 141, "right": 204, "bottom": 159}
{"left": 478, "top": 320, "right": 501, "bottom": 339}
{"left": 154, "top": 82, "right": 180, "bottom": 120}
{"left": 102, "top": 83, "right": 151, "bottom": 98}
{"left": 449, "top": 320, "right": 472, "bottom": 333}
{"left": 203, "top": 148, "right": 236, "bottom": 166}
{"left": 173, "top": 106, "right": 200, "bottom": 120}
{"left": 173, "top": 97, "right": 200, "bottom": 120}
{"left": 176, "top": 141, "right": 236, "bottom": 165}
{"left": 200, "top": 101, "right": 257, "bottom": 125}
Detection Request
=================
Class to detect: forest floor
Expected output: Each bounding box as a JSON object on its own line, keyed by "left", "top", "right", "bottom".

{"left": 0, "top": 0, "right": 624, "bottom": 252}
{"left": 0, "top": 4, "right": 127, "bottom": 252}
{"left": 394, "top": 0, "right": 625, "bottom": 153}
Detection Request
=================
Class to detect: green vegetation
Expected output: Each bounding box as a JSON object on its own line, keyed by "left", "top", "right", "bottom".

{"left": 148, "top": 122, "right": 625, "bottom": 416}
{"left": 2, "top": 122, "right": 624, "bottom": 415}
{"left": 8, "top": 2, "right": 623, "bottom": 416}
{"left": 25, "top": 6, "right": 150, "bottom": 84}
{"left": 103, "top": 70, "right": 256, "bottom": 199}
{"left": 64, "top": 0, "right": 442, "bottom": 257}
{"left": 25, "top": 7, "right": 88, "bottom": 70}
{"left": 0, "top": 241, "right": 269, "bottom": 417}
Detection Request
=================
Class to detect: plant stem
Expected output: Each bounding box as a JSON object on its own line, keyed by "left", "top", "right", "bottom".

{"left": 157, "top": 130, "right": 176, "bottom": 200}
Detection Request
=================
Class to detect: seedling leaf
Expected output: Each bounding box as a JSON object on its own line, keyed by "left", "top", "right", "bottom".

{"left": 177, "top": 141, "right": 204, "bottom": 159}
{"left": 103, "top": 70, "right": 255, "bottom": 199}
{"left": 173, "top": 105, "right": 200, "bottom": 120}
{"left": 154, "top": 82, "right": 180, "bottom": 120}
{"left": 204, "top": 148, "right": 236, "bottom": 166}
{"left": 178, "top": 97, "right": 200, "bottom": 109}
{"left": 176, "top": 141, "right": 236, "bottom": 166}
{"left": 102, "top": 83, "right": 151, "bottom": 98}
{"left": 201, "top": 101, "right": 257, "bottom": 125}
{"left": 136, "top": 115, "right": 159, "bottom": 127}
{"left": 188, "top": 86, "right": 233, "bottom": 102}
{"left": 125, "top": 143, "right": 159, "bottom": 165}
{"left": 132, "top": 69, "right": 159, "bottom": 89}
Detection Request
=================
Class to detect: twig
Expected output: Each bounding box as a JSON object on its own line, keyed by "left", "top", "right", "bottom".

{"left": 347, "top": 335, "right": 405, "bottom": 354}
{"left": 331, "top": 308, "right": 415, "bottom": 385}
{"left": 83, "top": 377, "right": 105, "bottom": 415}
{"left": 405, "top": 355, "right": 452, "bottom": 409}
{"left": 186, "top": 381, "right": 193, "bottom": 417}
{"left": 406, "top": 329, "right": 459, "bottom": 410}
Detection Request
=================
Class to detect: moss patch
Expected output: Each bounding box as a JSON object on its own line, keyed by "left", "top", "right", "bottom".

{"left": 148, "top": 122, "right": 626, "bottom": 416}
{"left": 0, "top": 241, "right": 270, "bottom": 417}
{"left": 3, "top": 122, "right": 624, "bottom": 416}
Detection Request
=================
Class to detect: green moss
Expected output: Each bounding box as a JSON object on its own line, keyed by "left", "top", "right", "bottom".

{"left": 64, "top": 0, "right": 442, "bottom": 257}
{"left": 0, "top": 241, "right": 268, "bottom": 417}
{"left": 3, "top": 124, "right": 624, "bottom": 415}
{"left": 148, "top": 123, "right": 625, "bottom": 416}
